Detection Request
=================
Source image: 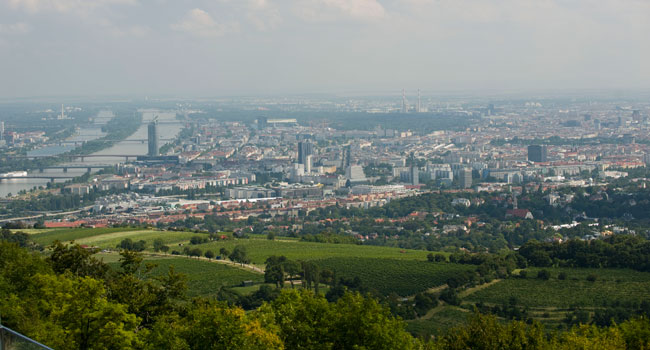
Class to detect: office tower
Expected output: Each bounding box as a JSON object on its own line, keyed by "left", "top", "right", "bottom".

{"left": 410, "top": 166, "right": 419, "bottom": 186}
{"left": 57, "top": 104, "right": 66, "bottom": 120}
{"left": 298, "top": 141, "right": 313, "bottom": 165}
{"left": 0, "top": 121, "right": 4, "bottom": 140}
{"left": 256, "top": 117, "right": 268, "bottom": 129}
{"left": 148, "top": 119, "right": 159, "bottom": 156}
{"left": 346, "top": 165, "right": 366, "bottom": 182}
{"left": 527, "top": 145, "right": 548, "bottom": 163}
{"left": 487, "top": 104, "right": 495, "bottom": 116}
{"left": 459, "top": 168, "right": 472, "bottom": 189}
{"left": 304, "top": 155, "right": 312, "bottom": 173}
{"left": 644, "top": 153, "right": 650, "bottom": 167}
{"left": 416, "top": 89, "right": 421, "bottom": 113}
{"left": 342, "top": 145, "right": 351, "bottom": 168}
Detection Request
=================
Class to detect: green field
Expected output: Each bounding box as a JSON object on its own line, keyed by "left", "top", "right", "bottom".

{"left": 74, "top": 230, "right": 197, "bottom": 249}
{"left": 193, "top": 238, "right": 433, "bottom": 265}
{"left": 29, "top": 227, "right": 197, "bottom": 249}
{"left": 314, "top": 257, "right": 475, "bottom": 296}
{"left": 107, "top": 255, "right": 263, "bottom": 297}
{"left": 465, "top": 267, "right": 650, "bottom": 308}
{"left": 30, "top": 227, "right": 143, "bottom": 246}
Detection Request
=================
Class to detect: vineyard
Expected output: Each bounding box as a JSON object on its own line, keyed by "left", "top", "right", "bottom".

{"left": 466, "top": 267, "right": 650, "bottom": 308}
{"left": 194, "top": 238, "right": 434, "bottom": 265}
{"left": 110, "top": 256, "right": 263, "bottom": 297}
{"left": 313, "top": 257, "right": 475, "bottom": 296}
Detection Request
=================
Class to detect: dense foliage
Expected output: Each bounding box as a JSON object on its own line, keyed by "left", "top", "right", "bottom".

{"left": 519, "top": 235, "right": 650, "bottom": 271}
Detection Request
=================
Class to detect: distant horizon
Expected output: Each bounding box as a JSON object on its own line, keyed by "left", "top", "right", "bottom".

{"left": 2, "top": 87, "right": 650, "bottom": 104}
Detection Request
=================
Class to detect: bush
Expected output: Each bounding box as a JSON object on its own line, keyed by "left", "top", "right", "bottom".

{"left": 519, "top": 270, "right": 527, "bottom": 278}
{"left": 190, "top": 236, "right": 208, "bottom": 245}
{"left": 189, "top": 248, "right": 202, "bottom": 257}
{"left": 558, "top": 272, "right": 567, "bottom": 280}
{"left": 537, "top": 269, "right": 551, "bottom": 280}
{"left": 435, "top": 254, "right": 447, "bottom": 262}
{"left": 586, "top": 274, "right": 598, "bottom": 282}
{"left": 117, "top": 238, "right": 146, "bottom": 252}
{"left": 440, "top": 288, "right": 461, "bottom": 306}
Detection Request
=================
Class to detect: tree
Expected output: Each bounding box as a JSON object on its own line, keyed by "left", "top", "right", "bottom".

{"left": 119, "top": 249, "right": 144, "bottom": 275}
{"left": 153, "top": 238, "right": 165, "bottom": 252}
{"left": 265, "top": 256, "right": 287, "bottom": 288}
{"left": 257, "top": 289, "right": 334, "bottom": 349}
{"left": 180, "top": 301, "right": 283, "bottom": 350}
{"left": 283, "top": 260, "right": 302, "bottom": 289}
{"left": 0, "top": 228, "right": 31, "bottom": 247}
{"left": 190, "top": 235, "right": 208, "bottom": 245}
{"left": 189, "top": 248, "right": 202, "bottom": 258}
{"left": 229, "top": 245, "right": 249, "bottom": 265}
{"left": 219, "top": 247, "right": 230, "bottom": 259}
{"left": 300, "top": 261, "right": 321, "bottom": 291}
{"left": 434, "top": 312, "right": 547, "bottom": 349}
{"left": 29, "top": 274, "right": 141, "bottom": 350}
{"left": 205, "top": 250, "right": 215, "bottom": 260}
{"left": 46, "top": 241, "right": 108, "bottom": 278}
{"left": 329, "top": 292, "right": 418, "bottom": 350}
{"left": 117, "top": 238, "right": 146, "bottom": 252}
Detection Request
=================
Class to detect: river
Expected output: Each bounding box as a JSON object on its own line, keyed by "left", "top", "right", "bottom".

{"left": 0, "top": 110, "right": 183, "bottom": 198}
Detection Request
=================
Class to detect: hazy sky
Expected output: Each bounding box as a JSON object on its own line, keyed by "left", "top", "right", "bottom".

{"left": 1, "top": 0, "right": 649, "bottom": 98}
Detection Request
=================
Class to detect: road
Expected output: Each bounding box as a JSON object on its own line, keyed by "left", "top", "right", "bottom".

{"left": 0, "top": 206, "right": 93, "bottom": 223}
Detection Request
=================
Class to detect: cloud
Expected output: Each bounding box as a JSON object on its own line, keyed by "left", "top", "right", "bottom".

{"left": 8, "top": 0, "right": 136, "bottom": 15}
{"left": 171, "top": 8, "right": 236, "bottom": 38}
{"left": 248, "top": 0, "right": 270, "bottom": 10}
{"left": 245, "top": 0, "right": 282, "bottom": 31}
{"left": 295, "top": 0, "right": 386, "bottom": 22}
{"left": 0, "top": 22, "right": 32, "bottom": 35}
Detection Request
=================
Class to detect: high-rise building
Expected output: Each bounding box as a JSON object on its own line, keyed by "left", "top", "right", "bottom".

{"left": 528, "top": 145, "right": 548, "bottom": 163}
{"left": 304, "top": 155, "right": 312, "bottom": 173}
{"left": 644, "top": 153, "right": 650, "bottom": 167}
{"left": 346, "top": 165, "right": 366, "bottom": 182}
{"left": 148, "top": 119, "right": 159, "bottom": 156}
{"left": 0, "top": 121, "right": 4, "bottom": 140}
{"left": 459, "top": 168, "right": 472, "bottom": 189}
{"left": 298, "top": 141, "right": 313, "bottom": 165}
{"left": 401, "top": 89, "right": 408, "bottom": 113}
{"left": 342, "top": 145, "right": 352, "bottom": 168}
{"left": 256, "top": 117, "right": 268, "bottom": 129}
{"left": 410, "top": 166, "right": 419, "bottom": 186}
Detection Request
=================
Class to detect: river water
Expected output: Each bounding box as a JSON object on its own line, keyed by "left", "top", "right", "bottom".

{"left": 0, "top": 110, "right": 182, "bottom": 198}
